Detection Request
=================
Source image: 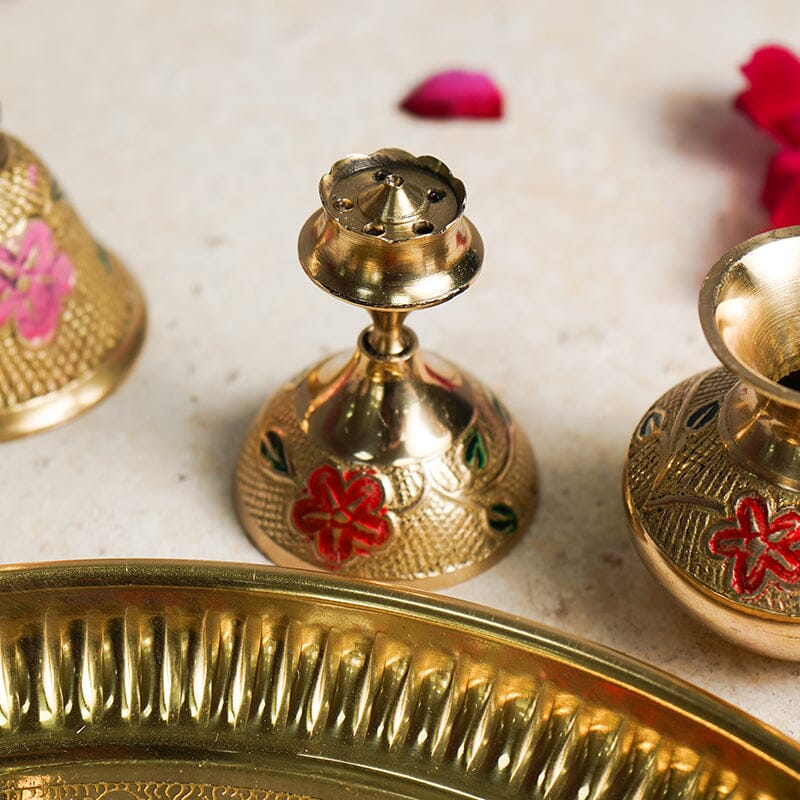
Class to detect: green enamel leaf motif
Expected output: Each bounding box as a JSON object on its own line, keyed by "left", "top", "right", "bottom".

{"left": 465, "top": 428, "right": 488, "bottom": 470}
{"left": 95, "top": 242, "right": 112, "bottom": 273}
{"left": 50, "top": 177, "right": 65, "bottom": 202}
{"left": 488, "top": 503, "right": 518, "bottom": 535}
{"left": 491, "top": 393, "right": 511, "bottom": 423}
{"left": 260, "top": 430, "right": 289, "bottom": 474}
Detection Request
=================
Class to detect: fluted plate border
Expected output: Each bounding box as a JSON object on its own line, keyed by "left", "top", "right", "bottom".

{"left": 0, "top": 560, "right": 796, "bottom": 800}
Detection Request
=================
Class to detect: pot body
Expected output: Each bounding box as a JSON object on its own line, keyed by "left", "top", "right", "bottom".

{"left": 625, "top": 367, "right": 800, "bottom": 659}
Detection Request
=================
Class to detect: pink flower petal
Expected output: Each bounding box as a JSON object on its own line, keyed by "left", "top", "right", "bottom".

{"left": 19, "top": 219, "right": 55, "bottom": 271}
{"left": 14, "top": 285, "right": 62, "bottom": 344}
{"left": 48, "top": 251, "right": 77, "bottom": 295}
{"left": 0, "top": 244, "right": 16, "bottom": 270}
{"left": 400, "top": 70, "right": 503, "bottom": 120}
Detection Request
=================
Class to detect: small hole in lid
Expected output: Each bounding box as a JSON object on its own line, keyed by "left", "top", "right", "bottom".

{"left": 362, "top": 221, "right": 386, "bottom": 236}
{"left": 427, "top": 189, "right": 446, "bottom": 203}
{"left": 332, "top": 196, "right": 354, "bottom": 211}
{"left": 373, "top": 169, "right": 389, "bottom": 182}
{"left": 413, "top": 220, "right": 434, "bottom": 235}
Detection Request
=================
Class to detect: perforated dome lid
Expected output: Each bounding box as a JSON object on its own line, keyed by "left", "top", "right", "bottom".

{"left": 298, "top": 148, "right": 483, "bottom": 310}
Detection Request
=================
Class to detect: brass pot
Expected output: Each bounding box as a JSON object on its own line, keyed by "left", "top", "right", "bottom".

{"left": 625, "top": 227, "right": 800, "bottom": 659}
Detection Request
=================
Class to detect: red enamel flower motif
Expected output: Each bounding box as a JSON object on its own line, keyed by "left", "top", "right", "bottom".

{"left": 708, "top": 496, "right": 800, "bottom": 595}
{"left": 291, "top": 465, "right": 391, "bottom": 569}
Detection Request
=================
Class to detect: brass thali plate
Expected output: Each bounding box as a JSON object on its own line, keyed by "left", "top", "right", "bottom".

{"left": 0, "top": 560, "right": 796, "bottom": 799}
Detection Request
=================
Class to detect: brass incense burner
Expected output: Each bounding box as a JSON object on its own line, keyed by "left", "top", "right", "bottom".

{"left": 625, "top": 227, "right": 800, "bottom": 660}
{"left": 235, "top": 149, "right": 537, "bottom": 585}
{"left": 0, "top": 130, "right": 145, "bottom": 440}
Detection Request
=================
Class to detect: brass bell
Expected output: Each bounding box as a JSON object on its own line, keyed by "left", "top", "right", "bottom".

{"left": 625, "top": 227, "right": 800, "bottom": 659}
{"left": 0, "top": 130, "right": 145, "bottom": 440}
{"left": 235, "top": 148, "right": 537, "bottom": 586}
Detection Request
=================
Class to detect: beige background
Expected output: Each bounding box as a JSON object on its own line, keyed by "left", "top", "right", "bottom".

{"left": 1, "top": 0, "right": 799, "bottom": 739}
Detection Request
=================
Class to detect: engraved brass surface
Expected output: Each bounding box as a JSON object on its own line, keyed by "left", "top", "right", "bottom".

{"left": 0, "top": 132, "right": 146, "bottom": 441}
{"left": 235, "top": 149, "right": 537, "bottom": 585}
{"left": 625, "top": 227, "right": 800, "bottom": 659}
{"left": 0, "top": 560, "right": 797, "bottom": 799}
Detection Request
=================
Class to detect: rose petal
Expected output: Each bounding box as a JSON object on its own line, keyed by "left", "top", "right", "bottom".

{"left": 735, "top": 45, "right": 800, "bottom": 147}
{"left": 763, "top": 149, "right": 800, "bottom": 227}
{"left": 400, "top": 70, "right": 503, "bottom": 120}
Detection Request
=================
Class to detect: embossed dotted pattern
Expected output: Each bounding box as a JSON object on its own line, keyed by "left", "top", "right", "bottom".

{"left": 0, "top": 783, "right": 314, "bottom": 800}
{"left": 235, "top": 368, "right": 537, "bottom": 581}
{"left": 0, "top": 137, "right": 133, "bottom": 409}
{"left": 626, "top": 367, "right": 800, "bottom": 616}
{"left": 0, "top": 595, "right": 777, "bottom": 799}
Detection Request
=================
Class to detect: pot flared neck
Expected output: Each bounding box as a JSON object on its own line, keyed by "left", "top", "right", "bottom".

{"left": 721, "top": 382, "right": 800, "bottom": 491}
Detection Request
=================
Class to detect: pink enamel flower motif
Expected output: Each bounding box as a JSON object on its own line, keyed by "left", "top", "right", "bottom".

{"left": 708, "top": 495, "right": 800, "bottom": 595}
{"left": 0, "top": 219, "right": 75, "bottom": 345}
{"left": 291, "top": 465, "right": 391, "bottom": 569}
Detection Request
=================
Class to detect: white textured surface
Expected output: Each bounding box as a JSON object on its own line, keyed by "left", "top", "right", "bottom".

{"left": 1, "top": 0, "right": 799, "bottom": 739}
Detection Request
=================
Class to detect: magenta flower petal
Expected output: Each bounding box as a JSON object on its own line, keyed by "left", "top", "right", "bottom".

{"left": 400, "top": 70, "right": 503, "bottom": 120}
